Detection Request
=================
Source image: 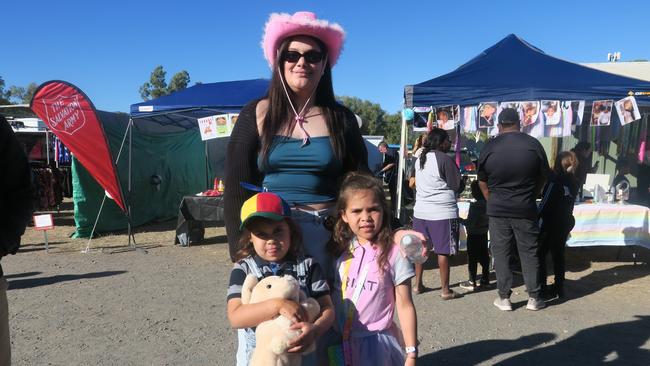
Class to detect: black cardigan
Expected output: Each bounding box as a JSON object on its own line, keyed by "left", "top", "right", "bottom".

{"left": 0, "top": 116, "right": 33, "bottom": 276}
{"left": 223, "top": 99, "right": 369, "bottom": 261}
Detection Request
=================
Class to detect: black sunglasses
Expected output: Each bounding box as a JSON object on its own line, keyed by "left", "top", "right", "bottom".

{"left": 282, "top": 50, "right": 325, "bottom": 64}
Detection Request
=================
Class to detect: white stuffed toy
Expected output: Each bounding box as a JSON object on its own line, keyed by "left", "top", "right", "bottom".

{"left": 241, "top": 274, "right": 321, "bottom": 366}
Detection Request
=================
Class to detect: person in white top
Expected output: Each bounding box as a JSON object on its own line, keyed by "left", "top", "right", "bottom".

{"left": 411, "top": 128, "right": 465, "bottom": 299}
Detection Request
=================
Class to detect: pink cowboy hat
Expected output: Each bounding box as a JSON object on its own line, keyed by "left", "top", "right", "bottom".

{"left": 261, "top": 11, "right": 346, "bottom": 69}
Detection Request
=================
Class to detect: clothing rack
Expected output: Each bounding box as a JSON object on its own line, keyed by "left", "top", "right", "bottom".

{"left": 29, "top": 163, "right": 73, "bottom": 211}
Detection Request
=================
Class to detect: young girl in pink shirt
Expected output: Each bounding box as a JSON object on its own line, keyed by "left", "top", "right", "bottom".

{"left": 328, "top": 173, "right": 420, "bottom": 365}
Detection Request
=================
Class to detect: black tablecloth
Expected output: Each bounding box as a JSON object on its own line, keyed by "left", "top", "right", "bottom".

{"left": 175, "top": 195, "right": 224, "bottom": 246}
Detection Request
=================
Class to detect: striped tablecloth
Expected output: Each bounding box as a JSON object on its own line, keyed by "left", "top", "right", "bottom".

{"left": 567, "top": 203, "right": 650, "bottom": 249}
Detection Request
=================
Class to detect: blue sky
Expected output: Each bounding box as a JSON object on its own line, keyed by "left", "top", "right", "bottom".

{"left": 3, "top": 0, "right": 650, "bottom": 114}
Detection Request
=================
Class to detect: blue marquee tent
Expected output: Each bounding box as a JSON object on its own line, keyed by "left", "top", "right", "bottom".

{"left": 395, "top": 34, "right": 650, "bottom": 221}
{"left": 404, "top": 34, "right": 650, "bottom": 108}
{"left": 130, "top": 78, "right": 270, "bottom": 130}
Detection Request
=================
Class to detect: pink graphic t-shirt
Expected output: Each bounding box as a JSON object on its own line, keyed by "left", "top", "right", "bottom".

{"left": 332, "top": 239, "right": 415, "bottom": 336}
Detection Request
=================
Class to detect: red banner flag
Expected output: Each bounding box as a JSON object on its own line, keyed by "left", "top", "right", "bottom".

{"left": 30, "top": 81, "right": 126, "bottom": 212}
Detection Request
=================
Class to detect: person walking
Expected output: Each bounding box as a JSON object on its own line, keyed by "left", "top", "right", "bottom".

{"left": 477, "top": 108, "right": 549, "bottom": 311}
{"left": 1, "top": 115, "right": 33, "bottom": 365}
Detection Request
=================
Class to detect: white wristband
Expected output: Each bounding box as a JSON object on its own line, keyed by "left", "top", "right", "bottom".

{"left": 405, "top": 346, "right": 417, "bottom": 354}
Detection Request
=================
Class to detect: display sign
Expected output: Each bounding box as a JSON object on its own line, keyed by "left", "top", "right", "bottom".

{"left": 412, "top": 106, "right": 431, "bottom": 132}
{"left": 615, "top": 96, "right": 641, "bottom": 126}
{"left": 33, "top": 214, "right": 54, "bottom": 230}
{"left": 197, "top": 113, "right": 239, "bottom": 140}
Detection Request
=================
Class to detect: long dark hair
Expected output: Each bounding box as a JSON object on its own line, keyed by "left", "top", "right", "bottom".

{"left": 419, "top": 128, "right": 449, "bottom": 170}
{"left": 328, "top": 172, "right": 393, "bottom": 273}
{"left": 553, "top": 151, "right": 579, "bottom": 197}
{"left": 260, "top": 35, "right": 348, "bottom": 168}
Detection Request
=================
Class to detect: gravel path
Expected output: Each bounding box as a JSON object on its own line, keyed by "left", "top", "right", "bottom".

{"left": 3, "top": 202, "right": 650, "bottom": 365}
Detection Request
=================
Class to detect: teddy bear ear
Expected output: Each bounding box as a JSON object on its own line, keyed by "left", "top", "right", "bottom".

{"left": 241, "top": 275, "right": 259, "bottom": 304}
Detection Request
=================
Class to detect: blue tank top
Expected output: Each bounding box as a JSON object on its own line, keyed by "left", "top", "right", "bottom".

{"left": 259, "top": 136, "right": 342, "bottom": 204}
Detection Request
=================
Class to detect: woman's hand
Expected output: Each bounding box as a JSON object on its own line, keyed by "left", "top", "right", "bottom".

{"left": 276, "top": 299, "right": 308, "bottom": 323}
{"left": 405, "top": 356, "right": 417, "bottom": 366}
{"left": 286, "top": 321, "right": 317, "bottom": 353}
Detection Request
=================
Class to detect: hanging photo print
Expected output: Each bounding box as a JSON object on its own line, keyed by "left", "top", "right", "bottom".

{"left": 615, "top": 96, "right": 641, "bottom": 125}
{"left": 519, "top": 101, "right": 540, "bottom": 127}
{"left": 462, "top": 106, "right": 477, "bottom": 132}
{"left": 478, "top": 102, "right": 497, "bottom": 128}
{"left": 591, "top": 100, "right": 614, "bottom": 126}
{"left": 198, "top": 115, "right": 218, "bottom": 141}
{"left": 571, "top": 101, "right": 585, "bottom": 126}
{"left": 541, "top": 101, "right": 561, "bottom": 126}
{"left": 560, "top": 102, "right": 574, "bottom": 136}
{"left": 228, "top": 113, "right": 239, "bottom": 134}
{"left": 436, "top": 105, "right": 459, "bottom": 130}
{"left": 412, "top": 106, "right": 431, "bottom": 132}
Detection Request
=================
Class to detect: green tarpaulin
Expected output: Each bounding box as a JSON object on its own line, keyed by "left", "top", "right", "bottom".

{"left": 72, "top": 112, "right": 209, "bottom": 237}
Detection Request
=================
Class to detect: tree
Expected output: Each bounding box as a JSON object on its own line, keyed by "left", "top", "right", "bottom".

{"left": 167, "top": 71, "right": 190, "bottom": 94}
{"left": 338, "top": 96, "right": 386, "bottom": 136}
{"left": 8, "top": 83, "right": 38, "bottom": 104}
{"left": 0, "top": 77, "right": 39, "bottom": 105}
{"left": 139, "top": 65, "right": 166, "bottom": 100}
{"left": 0, "top": 77, "right": 10, "bottom": 105}
{"left": 139, "top": 66, "right": 190, "bottom": 101}
{"left": 381, "top": 112, "right": 402, "bottom": 145}
{"left": 338, "top": 96, "right": 403, "bottom": 144}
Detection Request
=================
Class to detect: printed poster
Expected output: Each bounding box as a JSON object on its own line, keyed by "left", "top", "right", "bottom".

{"left": 519, "top": 101, "right": 540, "bottom": 127}
{"left": 615, "top": 96, "right": 641, "bottom": 126}
{"left": 591, "top": 100, "right": 614, "bottom": 126}
{"left": 478, "top": 102, "right": 497, "bottom": 128}
{"left": 198, "top": 113, "right": 239, "bottom": 140}
{"left": 462, "top": 106, "right": 477, "bottom": 132}
{"left": 412, "top": 106, "right": 432, "bottom": 132}
{"left": 541, "top": 101, "right": 561, "bottom": 126}
{"left": 436, "top": 105, "right": 459, "bottom": 130}
{"left": 198, "top": 115, "right": 218, "bottom": 140}
{"left": 228, "top": 113, "right": 239, "bottom": 134}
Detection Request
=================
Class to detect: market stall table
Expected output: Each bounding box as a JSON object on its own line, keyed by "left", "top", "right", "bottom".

{"left": 175, "top": 195, "right": 224, "bottom": 246}
{"left": 567, "top": 203, "right": 650, "bottom": 249}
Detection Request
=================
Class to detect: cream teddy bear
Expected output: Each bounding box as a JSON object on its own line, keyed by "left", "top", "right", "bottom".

{"left": 241, "top": 274, "right": 321, "bottom": 366}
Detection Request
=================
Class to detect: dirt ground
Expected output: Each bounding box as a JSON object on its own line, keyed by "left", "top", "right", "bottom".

{"left": 3, "top": 200, "right": 650, "bottom": 365}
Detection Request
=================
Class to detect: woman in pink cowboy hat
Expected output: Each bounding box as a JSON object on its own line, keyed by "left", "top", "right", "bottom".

{"left": 224, "top": 11, "right": 369, "bottom": 364}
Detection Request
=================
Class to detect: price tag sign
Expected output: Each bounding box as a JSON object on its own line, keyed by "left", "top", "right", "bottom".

{"left": 33, "top": 214, "right": 54, "bottom": 252}
{"left": 34, "top": 214, "right": 54, "bottom": 231}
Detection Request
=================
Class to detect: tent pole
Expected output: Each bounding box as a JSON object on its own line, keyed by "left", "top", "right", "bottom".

{"left": 205, "top": 142, "right": 209, "bottom": 190}
{"left": 110, "top": 117, "right": 137, "bottom": 248}
{"left": 127, "top": 117, "right": 135, "bottom": 248}
{"left": 82, "top": 195, "right": 107, "bottom": 253}
{"left": 46, "top": 130, "right": 50, "bottom": 164}
{"left": 83, "top": 117, "right": 136, "bottom": 252}
{"left": 396, "top": 105, "right": 407, "bottom": 221}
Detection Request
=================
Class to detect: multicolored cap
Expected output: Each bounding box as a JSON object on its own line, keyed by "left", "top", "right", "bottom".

{"left": 240, "top": 192, "right": 292, "bottom": 230}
